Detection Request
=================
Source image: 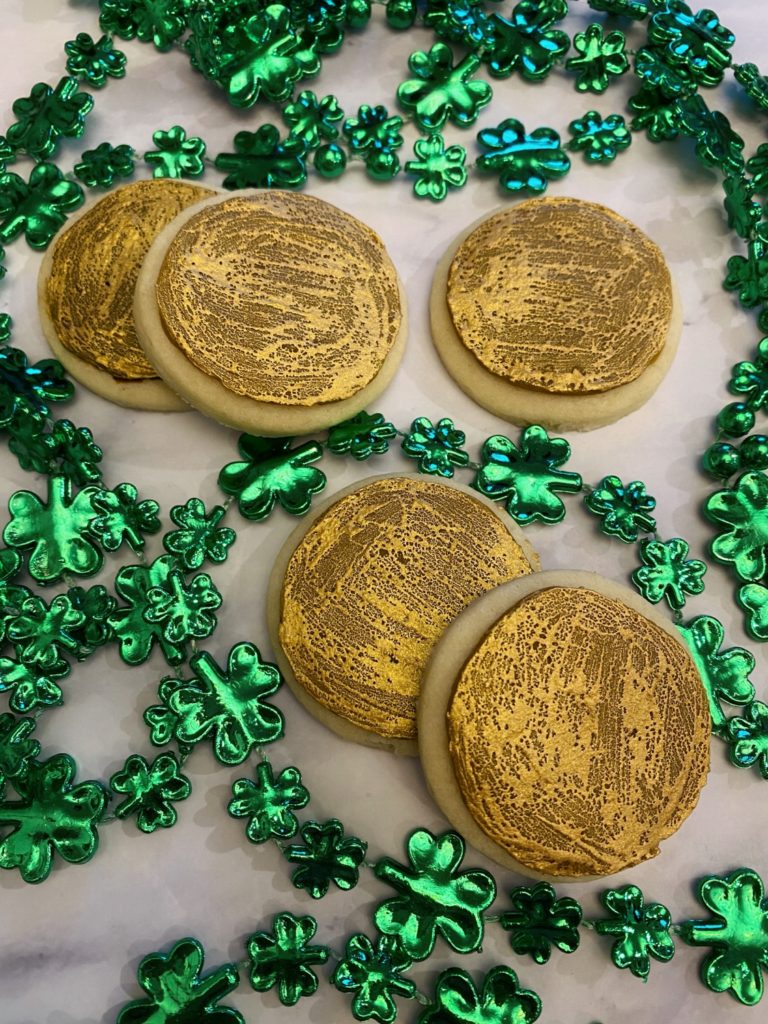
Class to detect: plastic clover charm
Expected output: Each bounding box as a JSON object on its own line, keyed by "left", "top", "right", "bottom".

{"left": 735, "top": 63, "right": 768, "bottom": 112}
{"left": 247, "top": 912, "right": 329, "bottom": 1006}
{"left": 425, "top": 2, "right": 496, "bottom": 50}
{"left": 476, "top": 119, "right": 570, "bottom": 194}
{"left": 342, "top": 105, "right": 404, "bottom": 180}
{"left": 588, "top": 0, "right": 651, "bottom": 16}
{"left": 218, "top": 434, "right": 326, "bottom": 520}
{"left": 397, "top": 43, "right": 492, "bottom": 132}
{"left": 402, "top": 417, "right": 469, "bottom": 477}
{"left": 419, "top": 965, "right": 542, "bottom": 1024}
{"left": 144, "top": 126, "right": 206, "bottom": 179}
{"left": 43, "top": 419, "right": 103, "bottom": 485}
{"left": 0, "top": 713, "right": 39, "bottom": 799}
{"left": 0, "top": 753, "right": 106, "bottom": 884}
{"left": 584, "top": 475, "right": 656, "bottom": 542}
{"left": 679, "top": 868, "right": 768, "bottom": 1005}
{"left": 628, "top": 84, "right": 681, "bottom": 142}
{"left": 648, "top": 0, "right": 734, "bottom": 87}
{"left": 215, "top": 125, "right": 307, "bottom": 189}
{"left": 405, "top": 135, "right": 468, "bottom": 201}
{"left": 566, "top": 23, "right": 629, "bottom": 92}
{"left": 738, "top": 584, "right": 768, "bottom": 641}
{"left": 286, "top": 818, "right": 367, "bottom": 899}
{"left": 484, "top": 4, "right": 570, "bottom": 82}
{"left": 164, "top": 498, "right": 236, "bottom": 569}
{"left": 333, "top": 933, "right": 416, "bottom": 1023}
{"left": 373, "top": 829, "right": 496, "bottom": 961}
{"left": 144, "top": 675, "right": 189, "bottom": 750}
{"left": 283, "top": 90, "right": 343, "bottom": 148}
{"left": 6, "top": 593, "right": 85, "bottom": 668}
{"left": 678, "top": 616, "right": 755, "bottom": 732}
{"left": 593, "top": 885, "right": 675, "bottom": 980}
{"left": 65, "top": 32, "right": 127, "bottom": 87}
{"left": 99, "top": 0, "right": 188, "bottom": 52}
{"left": 170, "top": 643, "right": 284, "bottom": 765}
{"left": 676, "top": 96, "right": 745, "bottom": 175}
{"left": 726, "top": 702, "right": 768, "bottom": 779}
{"left": 0, "top": 163, "right": 84, "bottom": 249}
{"left": 633, "top": 46, "right": 695, "bottom": 98}
{"left": 109, "top": 556, "right": 190, "bottom": 666}
{"left": 74, "top": 142, "right": 135, "bottom": 189}
{"left": 116, "top": 937, "right": 243, "bottom": 1024}
{"left": 730, "top": 347, "right": 768, "bottom": 409}
{"left": 748, "top": 145, "right": 768, "bottom": 195}
{"left": 498, "top": 882, "right": 583, "bottom": 964}
{"left": 66, "top": 584, "right": 116, "bottom": 655}
{"left": 0, "top": 349, "right": 73, "bottom": 423}
{"left": 109, "top": 752, "right": 190, "bottom": 833}
{"left": 229, "top": 760, "right": 309, "bottom": 843}
{"left": 475, "top": 428, "right": 582, "bottom": 525}
{"left": 0, "top": 654, "right": 70, "bottom": 713}
{"left": 88, "top": 482, "right": 161, "bottom": 553}
{"left": 631, "top": 537, "right": 706, "bottom": 610}
{"left": 706, "top": 471, "right": 768, "bottom": 581}
{"left": 568, "top": 111, "right": 631, "bottom": 164}
{"left": 6, "top": 77, "right": 93, "bottom": 159}
{"left": 327, "top": 411, "right": 397, "bottom": 459}
{"left": 722, "top": 174, "right": 763, "bottom": 240}
{"left": 144, "top": 568, "right": 221, "bottom": 648}
{"left": 724, "top": 240, "right": 768, "bottom": 310}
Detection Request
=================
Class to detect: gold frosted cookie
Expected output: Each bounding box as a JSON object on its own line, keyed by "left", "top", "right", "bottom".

{"left": 430, "top": 198, "right": 682, "bottom": 431}
{"left": 267, "top": 475, "right": 539, "bottom": 755}
{"left": 134, "top": 191, "right": 407, "bottom": 434}
{"left": 419, "top": 571, "right": 710, "bottom": 879}
{"left": 38, "top": 178, "right": 215, "bottom": 410}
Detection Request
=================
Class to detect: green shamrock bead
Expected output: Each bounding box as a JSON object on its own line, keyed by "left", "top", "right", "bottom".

{"left": 738, "top": 583, "right": 768, "bottom": 641}
{"left": 722, "top": 174, "right": 761, "bottom": 239}
{"left": 43, "top": 419, "right": 103, "bottom": 485}
{"left": 0, "top": 651, "right": 70, "bottom": 713}
{"left": 566, "top": 23, "right": 628, "bottom": 92}
{"left": 108, "top": 555, "right": 193, "bottom": 666}
{"left": 333, "top": 934, "right": 415, "bottom": 1023}
{"left": 110, "top": 752, "right": 191, "bottom": 833}
{"left": 88, "top": 482, "right": 161, "bottom": 553}
{"left": 327, "top": 411, "right": 397, "bottom": 459}
{"left": 632, "top": 537, "right": 706, "bottom": 610}
{"left": 678, "top": 615, "right": 755, "bottom": 732}
{"left": 215, "top": 125, "right": 307, "bottom": 189}
{"left": 649, "top": 0, "right": 734, "bottom": 88}
{"left": 0, "top": 713, "right": 39, "bottom": 799}
{"left": 628, "top": 84, "right": 681, "bottom": 142}
{"left": 170, "top": 643, "right": 284, "bottom": 765}
{"left": 587, "top": 0, "right": 650, "bottom": 17}
{"left": 676, "top": 95, "right": 745, "bottom": 174}
{"left": 741, "top": 435, "right": 768, "bottom": 470}
{"left": 0, "top": 135, "right": 14, "bottom": 169}
{"left": 286, "top": 818, "right": 367, "bottom": 899}
{"left": 398, "top": 43, "right": 492, "bottom": 132}
{"left": 247, "top": 912, "right": 329, "bottom": 1006}
{"left": 633, "top": 46, "right": 695, "bottom": 98}
{"left": 6, "top": 593, "right": 85, "bottom": 669}
{"left": 0, "top": 312, "right": 12, "bottom": 345}
{"left": 100, "top": 0, "right": 188, "bottom": 51}
{"left": 475, "top": 427, "right": 582, "bottom": 525}
{"left": 593, "top": 885, "right": 675, "bottom": 980}
{"left": 144, "top": 125, "right": 207, "bottom": 179}
{"left": 65, "top": 32, "right": 127, "bottom": 88}
{"left": 0, "top": 753, "right": 106, "bottom": 884}
{"left": 680, "top": 868, "right": 768, "bottom": 1005}
{"left": 568, "top": 111, "right": 631, "bottom": 163}
{"left": 374, "top": 829, "right": 496, "bottom": 961}
{"left": 706, "top": 471, "right": 768, "bottom": 581}
{"left": 65, "top": 584, "right": 117, "bottom": 656}
{"left": 499, "top": 882, "right": 583, "bottom": 964}
{"left": 386, "top": 0, "right": 416, "bottom": 30}
{"left": 314, "top": 142, "right": 347, "bottom": 178}
{"left": 144, "top": 569, "right": 222, "bottom": 647}
{"left": 346, "top": 0, "right": 371, "bottom": 29}
{"left": 343, "top": 104, "right": 404, "bottom": 155}
{"left": 425, "top": 1, "right": 496, "bottom": 50}
{"left": 726, "top": 701, "right": 768, "bottom": 779}
{"left": 117, "top": 937, "right": 243, "bottom": 1024}
{"left": 284, "top": 90, "right": 343, "bottom": 148}
{"left": 484, "top": 4, "right": 570, "bottom": 82}
{"left": 6, "top": 411, "right": 50, "bottom": 475}
{"left": 0, "top": 163, "right": 84, "bottom": 249}
{"left": 584, "top": 475, "right": 656, "bottom": 542}
{"left": 724, "top": 241, "right": 768, "bottom": 310}
{"left": 735, "top": 63, "right": 768, "bottom": 113}
{"left": 293, "top": 0, "right": 347, "bottom": 55}
{"left": 731, "top": 354, "right": 768, "bottom": 409}
{"left": 405, "top": 134, "right": 467, "bottom": 201}
{"left": 477, "top": 118, "right": 570, "bottom": 194}
{"left": 419, "top": 966, "right": 542, "bottom": 1024}
{"left": 74, "top": 141, "right": 135, "bottom": 189}
{"left": 748, "top": 145, "right": 768, "bottom": 195}
{"left": 218, "top": 434, "right": 326, "bottom": 521}
{"left": 144, "top": 675, "right": 190, "bottom": 750}
{"left": 163, "top": 498, "right": 235, "bottom": 570}
{"left": 6, "top": 77, "right": 93, "bottom": 160}
{"left": 0, "top": 349, "right": 73, "bottom": 424}
{"left": 402, "top": 416, "right": 469, "bottom": 477}
{"left": 229, "top": 759, "right": 309, "bottom": 843}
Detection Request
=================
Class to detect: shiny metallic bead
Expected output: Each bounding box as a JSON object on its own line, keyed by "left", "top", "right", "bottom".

{"left": 314, "top": 142, "right": 347, "bottom": 178}
{"left": 739, "top": 434, "right": 768, "bottom": 470}
{"left": 702, "top": 441, "right": 741, "bottom": 479}
{"left": 717, "top": 402, "right": 756, "bottom": 437}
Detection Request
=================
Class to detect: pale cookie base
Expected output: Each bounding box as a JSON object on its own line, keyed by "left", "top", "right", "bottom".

{"left": 430, "top": 210, "right": 683, "bottom": 432}
{"left": 266, "top": 473, "right": 540, "bottom": 757}
{"left": 418, "top": 570, "right": 709, "bottom": 881}
{"left": 134, "top": 192, "right": 408, "bottom": 436}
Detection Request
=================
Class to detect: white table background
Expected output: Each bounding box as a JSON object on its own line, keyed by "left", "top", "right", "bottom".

{"left": 1, "top": 1, "right": 767, "bottom": 1021}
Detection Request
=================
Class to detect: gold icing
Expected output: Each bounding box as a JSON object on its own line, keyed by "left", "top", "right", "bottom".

{"left": 279, "top": 477, "right": 535, "bottom": 740}
{"left": 446, "top": 197, "right": 673, "bottom": 394}
{"left": 447, "top": 587, "right": 710, "bottom": 877}
{"left": 155, "top": 192, "right": 402, "bottom": 406}
{"left": 44, "top": 179, "right": 213, "bottom": 381}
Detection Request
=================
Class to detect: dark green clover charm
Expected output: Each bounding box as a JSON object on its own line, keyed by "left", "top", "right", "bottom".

{"left": 66, "top": 584, "right": 116, "bottom": 656}
{"left": 678, "top": 615, "right": 755, "bottom": 732}
{"left": 734, "top": 63, "right": 768, "bottom": 113}
{"left": 633, "top": 47, "right": 695, "bottom": 98}
{"left": 738, "top": 583, "right": 768, "bottom": 642}
{"left": 44, "top": 419, "right": 103, "bottom": 485}
{"left": 566, "top": 23, "right": 628, "bottom": 92}
{"left": 628, "top": 84, "right": 681, "bottom": 143}
{"left": 706, "top": 471, "right": 768, "bottom": 581}
{"left": 216, "top": 125, "right": 307, "bottom": 189}
{"left": 419, "top": 966, "right": 542, "bottom": 1024}
{"left": 402, "top": 416, "right": 469, "bottom": 477}
{"left": 100, "top": 0, "right": 188, "bottom": 52}
{"left": 679, "top": 868, "right": 768, "bottom": 1005}
{"left": 648, "top": 0, "right": 734, "bottom": 87}
{"left": 7, "top": 77, "right": 93, "bottom": 159}
{"left": 748, "top": 145, "right": 768, "bottom": 195}
{"left": 726, "top": 701, "right": 768, "bottom": 779}
{"left": 0, "top": 163, "right": 84, "bottom": 249}
{"left": 110, "top": 752, "right": 190, "bottom": 833}
{"left": 676, "top": 96, "right": 745, "bottom": 175}
{"left": 0, "top": 348, "right": 73, "bottom": 422}
{"left": 724, "top": 240, "right": 768, "bottom": 310}
{"left": 286, "top": 818, "right": 367, "bottom": 899}
{"left": 327, "top": 411, "right": 397, "bottom": 460}
{"left": 228, "top": 759, "right": 309, "bottom": 843}
{"left": 0, "top": 753, "right": 106, "bottom": 884}
{"left": 722, "top": 174, "right": 763, "bottom": 240}
{"left": 568, "top": 112, "right": 631, "bottom": 164}
{"left": 631, "top": 537, "right": 706, "bottom": 610}
{"left": 283, "top": 91, "right": 343, "bottom": 148}
{"left": 74, "top": 142, "right": 135, "bottom": 189}
{"left": 405, "top": 135, "right": 467, "bottom": 202}
{"left": 397, "top": 43, "right": 492, "bottom": 132}
{"left": 342, "top": 105, "right": 404, "bottom": 181}
{"left": 484, "top": 4, "right": 569, "bottom": 82}
{"left": 144, "top": 567, "right": 221, "bottom": 648}
{"left": 374, "top": 829, "right": 496, "bottom": 961}
{"left": 247, "top": 911, "right": 329, "bottom": 1006}
{"left": 145, "top": 126, "right": 206, "bottom": 179}
{"left": 0, "top": 713, "right": 39, "bottom": 799}
{"left": 88, "top": 482, "right": 161, "bottom": 553}
{"left": 65, "top": 32, "right": 127, "bottom": 88}
{"left": 477, "top": 119, "right": 570, "bottom": 194}
{"left": 730, "top": 342, "right": 768, "bottom": 409}
{"left": 333, "top": 934, "right": 415, "bottom": 1023}
{"left": 499, "top": 881, "right": 582, "bottom": 964}
{"left": 108, "top": 556, "right": 184, "bottom": 666}
{"left": 218, "top": 434, "right": 326, "bottom": 520}
{"left": 6, "top": 592, "right": 85, "bottom": 668}
{"left": 584, "top": 475, "right": 656, "bottom": 541}
{"left": 0, "top": 653, "right": 70, "bottom": 713}
{"left": 593, "top": 885, "right": 675, "bottom": 980}
{"left": 164, "top": 497, "right": 236, "bottom": 569}
{"left": 117, "top": 937, "right": 243, "bottom": 1024}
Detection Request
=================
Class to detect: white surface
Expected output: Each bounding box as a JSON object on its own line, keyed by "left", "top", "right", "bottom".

{"left": 1, "top": 2, "right": 767, "bottom": 1022}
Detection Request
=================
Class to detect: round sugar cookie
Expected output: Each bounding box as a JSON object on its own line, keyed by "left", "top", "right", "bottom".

{"left": 430, "top": 197, "right": 682, "bottom": 431}
{"left": 134, "top": 190, "right": 407, "bottom": 435}
{"left": 267, "top": 474, "right": 539, "bottom": 755}
{"left": 419, "top": 571, "right": 710, "bottom": 879}
{"left": 38, "top": 178, "right": 215, "bottom": 411}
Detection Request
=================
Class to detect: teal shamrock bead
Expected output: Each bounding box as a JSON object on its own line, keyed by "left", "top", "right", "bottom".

{"left": 88, "top": 482, "right": 161, "bottom": 553}
{"left": 218, "top": 434, "right": 326, "bottom": 520}
{"left": 676, "top": 95, "right": 745, "bottom": 174}
{"left": 100, "top": 0, "right": 188, "bottom": 51}
{"left": 0, "top": 651, "right": 70, "bottom": 714}
{"left": 726, "top": 701, "right": 768, "bottom": 779}
{"left": 6, "top": 593, "right": 85, "bottom": 669}
{"left": 74, "top": 141, "right": 135, "bottom": 188}
{"left": 386, "top": 0, "right": 417, "bottom": 30}
{"left": 741, "top": 435, "right": 768, "bottom": 470}
{"left": 738, "top": 583, "right": 768, "bottom": 641}
{"left": 164, "top": 497, "right": 236, "bottom": 569}
{"left": 327, "top": 411, "right": 397, "bottom": 459}
{"left": 722, "top": 174, "right": 761, "bottom": 239}
{"left": 706, "top": 471, "right": 768, "bottom": 581}
{"left": 0, "top": 163, "right": 84, "bottom": 249}
{"left": 144, "top": 126, "right": 207, "bottom": 179}
{"left": 405, "top": 134, "right": 468, "bottom": 201}
{"left": 724, "top": 241, "right": 768, "bottom": 310}
{"left": 419, "top": 966, "right": 542, "bottom": 1024}
{"left": 283, "top": 90, "right": 343, "bottom": 148}
{"left": 7, "top": 77, "right": 93, "bottom": 160}
{"left": 65, "top": 32, "right": 127, "bottom": 88}
{"left": 633, "top": 46, "right": 695, "bottom": 97}
{"left": 110, "top": 752, "right": 190, "bottom": 833}
{"left": 628, "top": 84, "right": 681, "bottom": 142}
{"left": 216, "top": 125, "right": 307, "bottom": 189}
{"left": 247, "top": 912, "right": 329, "bottom": 1006}
{"left": 314, "top": 142, "right": 347, "bottom": 177}
{"left": 476, "top": 119, "right": 570, "bottom": 193}
{"left": 679, "top": 868, "right": 768, "bottom": 1005}
{"left": 499, "top": 881, "right": 583, "bottom": 963}
{"left": 648, "top": 0, "right": 734, "bottom": 87}
{"left": 402, "top": 416, "right": 469, "bottom": 477}
{"left": 678, "top": 615, "right": 755, "bottom": 732}
{"left": 425, "top": 1, "right": 496, "bottom": 50}
{"left": 594, "top": 885, "right": 675, "bottom": 980}
{"left": 568, "top": 111, "right": 631, "bottom": 163}
{"left": 229, "top": 759, "right": 309, "bottom": 843}
{"left": 286, "top": 818, "right": 367, "bottom": 899}
{"left": 584, "top": 475, "right": 656, "bottom": 542}
{"left": 734, "top": 63, "right": 768, "bottom": 113}
{"left": 116, "top": 937, "right": 243, "bottom": 1024}
{"left": 484, "top": 4, "right": 570, "bottom": 82}
{"left": 0, "top": 713, "right": 39, "bottom": 799}
{"left": 566, "top": 23, "right": 628, "bottom": 93}
{"left": 632, "top": 537, "right": 706, "bottom": 610}
{"left": 0, "top": 348, "right": 73, "bottom": 423}
{"left": 333, "top": 934, "right": 415, "bottom": 1023}
{"left": 0, "top": 753, "right": 106, "bottom": 884}
{"left": 397, "top": 43, "right": 492, "bottom": 132}
{"left": 374, "top": 829, "right": 496, "bottom": 961}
